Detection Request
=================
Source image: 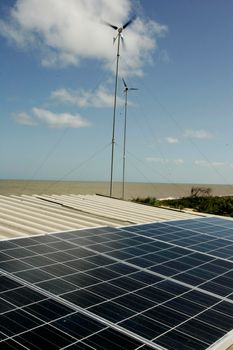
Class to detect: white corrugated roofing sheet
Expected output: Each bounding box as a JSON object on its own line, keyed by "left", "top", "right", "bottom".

{"left": 0, "top": 194, "right": 203, "bottom": 239}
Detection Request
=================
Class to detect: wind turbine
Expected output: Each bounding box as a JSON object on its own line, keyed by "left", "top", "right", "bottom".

{"left": 104, "top": 16, "right": 136, "bottom": 197}
{"left": 122, "top": 78, "right": 138, "bottom": 200}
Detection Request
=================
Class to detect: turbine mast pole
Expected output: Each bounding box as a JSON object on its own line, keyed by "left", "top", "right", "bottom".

{"left": 110, "top": 29, "right": 121, "bottom": 197}
{"left": 122, "top": 86, "right": 128, "bottom": 200}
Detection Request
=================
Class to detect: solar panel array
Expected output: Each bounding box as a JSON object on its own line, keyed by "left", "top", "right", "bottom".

{"left": 1, "top": 217, "right": 233, "bottom": 349}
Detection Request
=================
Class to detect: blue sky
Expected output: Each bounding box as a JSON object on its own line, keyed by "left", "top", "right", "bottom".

{"left": 1, "top": 0, "right": 233, "bottom": 184}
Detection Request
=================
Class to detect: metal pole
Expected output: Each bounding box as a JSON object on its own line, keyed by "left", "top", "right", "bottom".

{"left": 110, "top": 31, "right": 121, "bottom": 197}
{"left": 122, "top": 87, "right": 128, "bottom": 199}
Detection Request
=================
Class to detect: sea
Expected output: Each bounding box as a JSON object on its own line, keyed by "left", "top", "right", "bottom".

{"left": 1, "top": 180, "right": 233, "bottom": 200}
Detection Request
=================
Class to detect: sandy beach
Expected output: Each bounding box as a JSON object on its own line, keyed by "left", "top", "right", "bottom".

{"left": 1, "top": 179, "right": 233, "bottom": 200}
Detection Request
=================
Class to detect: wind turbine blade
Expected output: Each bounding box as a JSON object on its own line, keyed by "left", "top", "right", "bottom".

{"left": 121, "top": 36, "right": 126, "bottom": 50}
{"left": 103, "top": 21, "right": 118, "bottom": 30}
{"left": 129, "top": 88, "right": 138, "bottom": 90}
{"left": 122, "top": 16, "right": 136, "bottom": 29}
{"left": 122, "top": 78, "right": 127, "bottom": 88}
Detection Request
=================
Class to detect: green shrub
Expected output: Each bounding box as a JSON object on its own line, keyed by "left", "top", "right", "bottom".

{"left": 133, "top": 195, "right": 233, "bottom": 217}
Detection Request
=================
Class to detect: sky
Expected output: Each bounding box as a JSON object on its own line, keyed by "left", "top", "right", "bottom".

{"left": 1, "top": 0, "right": 233, "bottom": 185}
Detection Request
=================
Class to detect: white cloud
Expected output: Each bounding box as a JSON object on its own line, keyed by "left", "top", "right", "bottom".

{"left": 194, "top": 160, "right": 225, "bottom": 167}
{"left": 0, "top": 0, "right": 167, "bottom": 76}
{"left": 211, "top": 161, "right": 225, "bottom": 167}
{"left": 14, "top": 108, "right": 91, "bottom": 128}
{"left": 14, "top": 112, "right": 36, "bottom": 125}
{"left": 32, "top": 108, "right": 90, "bottom": 128}
{"left": 165, "top": 137, "right": 179, "bottom": 144}
{"left": 146, "top": 157, "right": 184, "bottom": 165}
{"left": 174, "top": 159, "right": 184, "bottom": 165}
{"left": 194, "top": 160, "right": 207, "bottom": 166}
{"left": 184, "top": 129, "right": 213, "bottom": 139}
{"left": 51, "top": 86, "right": 124, "bottom": 108}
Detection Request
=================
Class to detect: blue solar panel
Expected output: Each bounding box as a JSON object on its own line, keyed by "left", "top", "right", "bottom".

{"left": 1, "top": 218, "right": 233, "bottom": 349}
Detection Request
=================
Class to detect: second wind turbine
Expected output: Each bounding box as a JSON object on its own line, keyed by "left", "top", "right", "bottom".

{"left": 104, "top": 16, "right": 135, "bottom": 197}
{"left": 122, "top": 78, "right": 138, "bottom": 200}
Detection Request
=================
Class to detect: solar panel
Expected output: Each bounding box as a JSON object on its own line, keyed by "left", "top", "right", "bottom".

{"left": 1, "top": 217, "right": 233, "bottom": 349}
{"left": 125, "top": 218, "right": 233, "bottom": 260}
{"left": 0, "top": 272, "right": 154, "bottom": 349}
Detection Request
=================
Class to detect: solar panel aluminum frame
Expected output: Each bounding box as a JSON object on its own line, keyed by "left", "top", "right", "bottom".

{"left": 206, "top": 329, "right": 233, "bottom": 350}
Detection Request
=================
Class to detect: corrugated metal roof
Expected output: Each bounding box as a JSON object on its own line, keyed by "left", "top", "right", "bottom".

{"left": 0, "top": 194, "right": 203, "bottom": 239}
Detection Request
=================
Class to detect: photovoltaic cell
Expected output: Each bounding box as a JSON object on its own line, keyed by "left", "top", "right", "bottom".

{"left": 1, "top": 217, "right": 233, "bottom": 349}
{"left": 0, "top": 274, "right": 154, "bottom": 349}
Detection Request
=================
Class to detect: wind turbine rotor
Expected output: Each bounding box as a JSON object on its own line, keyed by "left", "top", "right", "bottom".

{"left": 122, "top": 78, "right": 138, "bottom": 91}
{"left": 103, "top": 16, "right": 136, "bottom": 32}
